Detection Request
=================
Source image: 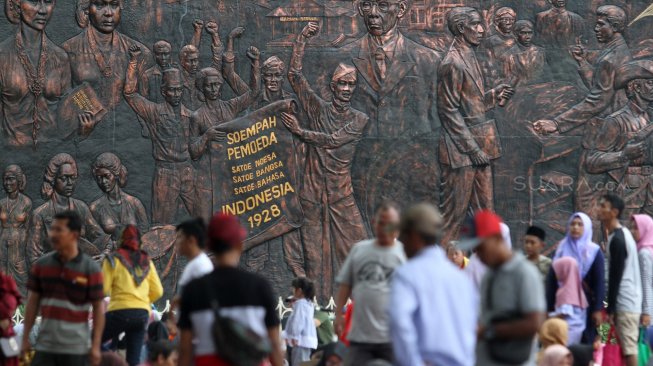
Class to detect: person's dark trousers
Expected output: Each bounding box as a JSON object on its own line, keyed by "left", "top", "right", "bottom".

{"left": 31, "top": 352, "right": 88, "bottom": 366}
{"left": 344, "top": 342, "right": 394, "bottom": 366}
{"left": 101, "top": 309, "right": 149, "bottom": 366}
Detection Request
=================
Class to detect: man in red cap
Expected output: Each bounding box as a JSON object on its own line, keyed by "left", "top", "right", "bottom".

{"left": 459, "top": 210, "right": 545, "bottom": 366}
{"left": 177, "top": 212, "right": 283, "bottom": 366}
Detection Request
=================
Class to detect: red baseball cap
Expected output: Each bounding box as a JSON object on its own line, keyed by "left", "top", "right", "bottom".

{"left": 208, "top": 212, "right": 247, "bottom": 249}
{"left": 458, "top": 210, "right": 504, "bottom": 251}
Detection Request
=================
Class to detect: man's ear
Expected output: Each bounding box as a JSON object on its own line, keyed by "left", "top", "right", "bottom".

{"left": 397, "top": 1, "right": 408, "bottom": 19}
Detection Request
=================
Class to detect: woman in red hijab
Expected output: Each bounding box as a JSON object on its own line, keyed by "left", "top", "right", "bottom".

{"left": 102, "top": 226, "right": 163, "bottom": 366}
{"left": 0, "top": 271, "right": 20, "bottom": 366}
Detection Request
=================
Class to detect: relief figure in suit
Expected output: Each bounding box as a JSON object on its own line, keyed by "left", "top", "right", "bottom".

{"left": 438, "top": 7, "right": 515, "bottom": 244}
{"left": 534, "top": 5, "right": 633, "bottom": 216}
{"left": 339, "top": 0, "right": 440, "bottom": 138}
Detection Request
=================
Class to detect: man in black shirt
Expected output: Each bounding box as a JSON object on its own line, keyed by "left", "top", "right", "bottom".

{"left": 178, "top": 213, "right": 283, "bottom": 366}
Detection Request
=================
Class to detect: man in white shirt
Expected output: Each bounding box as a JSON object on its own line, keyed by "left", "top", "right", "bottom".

{"left": 174, "top": 218, "right": 214, "bottom": 306}
{"left": 334, "top": 202, "right": 405, "bottom": 365}
{"left": 389, "top": 203, "right": 477, "bottom": 366}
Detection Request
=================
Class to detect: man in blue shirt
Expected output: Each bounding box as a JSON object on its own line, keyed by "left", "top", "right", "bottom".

{"left": 388, "top": 203, "right": 478, "bottom": 366}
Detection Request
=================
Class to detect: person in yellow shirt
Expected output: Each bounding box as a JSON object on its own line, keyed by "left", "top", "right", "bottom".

{"left": 101, "top": 225, "right": 163, "bottom": 366}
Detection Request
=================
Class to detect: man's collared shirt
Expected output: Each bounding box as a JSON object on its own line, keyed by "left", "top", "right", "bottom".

{"left": 27, "top": 251, "right": 103, "bottom": 354}
{"left": 389, "top": 246, "right": 477, "bottom": 366}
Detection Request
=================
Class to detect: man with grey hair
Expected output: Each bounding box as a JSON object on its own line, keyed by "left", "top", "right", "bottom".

{"left": 438, "top": 6, "right": 514, "bottom": 245}
{"left": 534, "top": 5, "right": 632, "bottom": 135}
{"left": 389, "top": 203, "right": 477, "bottom": 366}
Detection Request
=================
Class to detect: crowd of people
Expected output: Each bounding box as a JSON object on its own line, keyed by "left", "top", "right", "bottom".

{"left": 1, "top": 192, "right": 653, "bottom": 366}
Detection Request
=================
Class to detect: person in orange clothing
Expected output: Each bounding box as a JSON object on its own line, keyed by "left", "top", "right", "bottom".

{"left": 102, "top": 226, "right": 163, "bottom": 366}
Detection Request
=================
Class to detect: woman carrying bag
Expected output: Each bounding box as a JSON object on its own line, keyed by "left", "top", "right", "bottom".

{"left": 102, "top": 226, "right": 164, "bottom": 366}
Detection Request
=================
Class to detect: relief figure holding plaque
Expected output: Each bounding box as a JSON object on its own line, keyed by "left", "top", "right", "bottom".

{"left": 287, "top": 22, "right": 369, "bottom": 300}
{"left": 189, "top": 46, "right": 261, "bottom": 222}
{"left": 0, "top": 0, "right": 71, "bottom": 146}
{"left": 0, "top": 164, "right": 31, "bottom": 294}
{"left": 124, "top": 46, "right": 197, "bottom": 225}
{"left": 438, "top": 7, "right": 515, "bottom": 244}
{"left": 90, "top": 152, "right": 149, "bottom": 240}
{"left": 28, "top": 153, "right": 112, "bottom": 263}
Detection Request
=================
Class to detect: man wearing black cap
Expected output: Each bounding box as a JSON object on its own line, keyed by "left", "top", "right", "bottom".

{"left": 523, "top": 225, "right": 551, "bottom": 282}
{"left": 459, "top": 210, "right": 545, "bottom": 366}
{"left": 585, "top": 60, "right": 653, "bottom": 218}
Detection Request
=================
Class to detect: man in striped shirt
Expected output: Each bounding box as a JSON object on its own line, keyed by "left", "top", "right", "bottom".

{"left": 21, "top": 211, "right": 105, "bottom": 366}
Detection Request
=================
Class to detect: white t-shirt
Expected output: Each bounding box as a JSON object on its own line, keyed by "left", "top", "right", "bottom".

{"left": 178, "top": 252, "right": 214, "bottom": 294}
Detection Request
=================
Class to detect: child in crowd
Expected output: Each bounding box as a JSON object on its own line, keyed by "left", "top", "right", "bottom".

{"left": 138, "top": 340, "right": 178, "bottom": 366}
{"left": 446, "top": 241, "right": 469, "bottom": 269}
{"left": 284, "top": 278, "right": 318, "bottom": 366}
{"left": 523, "top": 225, "right": 552, "bottom": 282}
{"left": 538, "top": 318, "right": 569, "bottom": 364}
{"left": 550, "top": 257, "right": 588, "bottom": 345}
{"left": 539, "top": 345, "right": 573, "bottom": 366}
{"left": 160, "top": 312, "right": 178, "bottom": 342}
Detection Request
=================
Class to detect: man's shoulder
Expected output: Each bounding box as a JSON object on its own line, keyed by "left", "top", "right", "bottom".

{"left": 62, "top": 32, "right": 85, "bottom": 52}
{"left": 540, "top": 255, "right": 552, "bottom": 265}
{"left": 33, "top": 251, "right": 58, "bottom": 267}
{"left": 401, "top": 34, "right": 441, "bottom": 62}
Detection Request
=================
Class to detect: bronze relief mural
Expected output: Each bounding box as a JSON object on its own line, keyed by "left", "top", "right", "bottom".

{"left": 4, "top": 0, "right": 653, "bottom": 301}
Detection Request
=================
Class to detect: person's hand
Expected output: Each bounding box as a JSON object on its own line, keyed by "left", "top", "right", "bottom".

{"left": 281, "top": 112, "right": 301, "bottom": 135}
{"left": 624, "top": 141, "right": 646, "bottom": 161}
{"left": 193, "top": 19, "right": 204, "bottom": 32}
{"left": 128, "top": 45, "right": 142, "bottom": 61}
{"left": 291, "top": 339, "right": 299, "bottom": 347}
{"left": 20, "top": 338, "right": 31, "bottom": 363}
{"left": 89, "top": 346, "right": 101, "bottom": 366}
{"left": 205, "top": 126, "right": 226, "bottom": 142}
{"left": 301, "top": 22, "right": 320, "bottom": 39}
{"left": 476, "top": 325, "right": 486, "bottom": 340}
{"left": 0, "top": 319, "right": 9, "bottom": 332}
{"left": 469, "top": 150, "right": 490, "bottom": 167}
{"left": 246, "top": 46, "right": 260, "bottom": 61}
{"left": 205, "top": 21, "right": 219, "bottom": 35}
{"left": 592, "top": 311, "right": 604, "bottom": 327}
{"left": 570, "top": 38, "right": 587, "bottom": 64}
{"left": 533, "top": 120, "right": 558, "bottom": 135}
{"left": 642, "top": 314, "right": 651, "bottom": 327}
{"left": 495, "top": 83, "right": 515, "bottom": 102}
{"left": 229, "top": 26, "right": 245, "bottom": 39}
{"left": 334, "top": 314, "right": 345, "bottom": 336}
{"left": 79, "top": 111, "right": 97, "bottom": 136}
